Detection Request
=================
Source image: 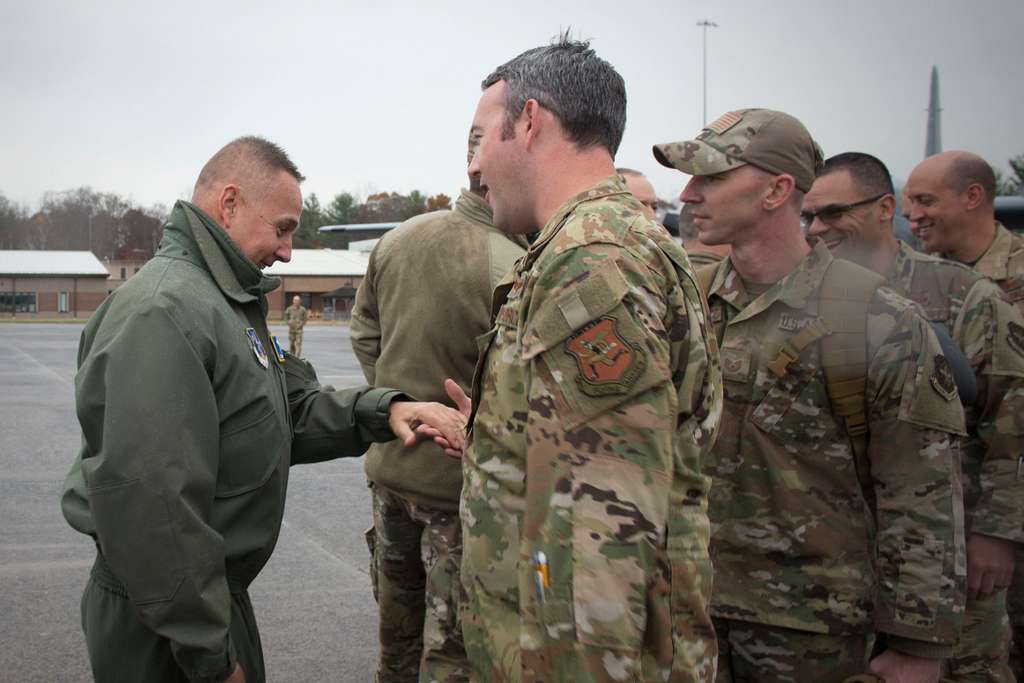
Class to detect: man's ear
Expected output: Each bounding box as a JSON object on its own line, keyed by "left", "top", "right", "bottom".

{"left": 763, "top": 174, "right": 796, "bottom": 211}
{"left": 877, "top": 194, "right": 896, "bottom": 222}
{"left": 964, "top": 183, "right": 986, "bottom": 211}
{"left": 522, "top": 99, "right": 543, "bottom": 149}
{"left": 219, "top": 184, "right": 241, "bottom": 229}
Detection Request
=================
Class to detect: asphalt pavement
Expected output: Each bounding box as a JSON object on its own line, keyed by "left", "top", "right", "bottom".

{"left": 0, "top": 322, "right": 381, "bottom": 682}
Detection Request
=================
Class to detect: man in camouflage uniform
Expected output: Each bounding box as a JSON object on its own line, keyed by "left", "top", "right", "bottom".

{"left": 654, "top": 109, "right": 967, "bottom": 682}
{"left": 906, "top": 150, "right": 1024, "bottom": 680}
{"left": 350, "top": 133, "right": 527, "bottom": 682}
{"left": 284, "top": 294, "right": 308, "bottom": 356}
{"left": 807, "top": 152, "right": 1024, "bottom": 682}
{"left": 453, "top": 38, "right": 722, "bottom": 681}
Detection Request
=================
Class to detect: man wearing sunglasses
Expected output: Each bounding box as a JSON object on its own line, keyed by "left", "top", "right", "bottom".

{"left": 655, "top": 109, "right": 965, "bottom": 683}
{"left": 806, "top": 152, "right": 1024, "bottom": 682}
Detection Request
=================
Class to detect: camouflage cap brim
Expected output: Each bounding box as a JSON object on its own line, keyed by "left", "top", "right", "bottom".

{"left": 653, "top": 139, "right": 748, "bottom": 177}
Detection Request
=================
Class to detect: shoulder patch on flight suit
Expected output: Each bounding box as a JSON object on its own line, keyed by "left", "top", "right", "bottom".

{"left": 565, "top": 316, "right": 646, "bottom": 397}
{"left": 246, "top": 328, "right": 269, "bottom": 369}
{"left": 1007, "top": 321, "right": 1024, "bottom": 356}
{"left": 929, "top": 354, "right": 957, "bottom": 402}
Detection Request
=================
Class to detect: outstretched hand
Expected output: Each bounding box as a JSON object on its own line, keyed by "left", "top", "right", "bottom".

{"left": 412, "top": 379, "right": 473, "bottom": 459}
{"left": 388, "top": 400, "right": 467, "bottom": 453}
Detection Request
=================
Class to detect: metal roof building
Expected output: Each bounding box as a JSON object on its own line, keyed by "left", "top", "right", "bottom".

{"left": 263, "top": 249, "right": 370, "bottom": 320}
{"left": 0, "top": 250, "right": 109, "bottom": 277}
{"left": 0, "top": 250, "right": 109, "bottom": 318}
{"left": 264, "top": 249, "right": 369, "bottom": 277}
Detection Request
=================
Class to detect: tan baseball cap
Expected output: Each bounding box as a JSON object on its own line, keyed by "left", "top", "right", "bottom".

{"left": 653, "top": 108, "right": 824, "bottom": 192}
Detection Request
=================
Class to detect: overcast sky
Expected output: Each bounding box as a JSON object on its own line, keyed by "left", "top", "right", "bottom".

{"left": 2, "top": 0, "right": 1021, "bottom": 211}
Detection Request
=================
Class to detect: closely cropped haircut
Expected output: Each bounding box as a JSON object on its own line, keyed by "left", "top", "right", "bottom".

{"left": 194, "top": 135, "right": 304, "bottom": 199}
{"left": 482, "top": 34, "right": 627, "bottom": 157}
{"left": 820, "top": 152, "right": 894, "bottom": 197}
{"left": 946, "top": 154, "right": 996, "bottom": 204}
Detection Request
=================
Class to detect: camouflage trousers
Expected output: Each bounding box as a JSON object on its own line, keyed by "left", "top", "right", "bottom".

{"left": 945, "top": 588, "right": 1013, "bottom": 682}
{"left": 1008, "top": 548, "right": 1024, "bottom": 681}
{"left": 713, "top": 618, "right": 870, "bottom": 683}
{"left": 288, "top": 327, "right": 304, "bottom": 357}
{"left": 367, "top": 483, "right": 469, "bottom": 683}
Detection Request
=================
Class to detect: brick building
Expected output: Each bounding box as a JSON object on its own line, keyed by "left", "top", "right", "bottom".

{"left": 0, "top": 250, "right": 109, "bottom": 319}
{"left": 264, "top": 249, "right": 369, "bottom": 320}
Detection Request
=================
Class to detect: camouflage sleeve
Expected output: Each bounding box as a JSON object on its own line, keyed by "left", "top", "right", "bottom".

{"left": 516, "top": 241, "right": 717, "bottom": 681}
{"left": 350, "top": 248, "right": 381, "bottom": 385}
{"left": 957, "top": 281, "right": 1024, "bottom": 543}
{"left": 866, "top": 290, "right": 967, "bottom": 653}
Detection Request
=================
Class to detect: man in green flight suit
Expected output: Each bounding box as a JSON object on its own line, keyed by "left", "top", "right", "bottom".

{"left": 60, "top": 136, "right": 467, "bottom": 683}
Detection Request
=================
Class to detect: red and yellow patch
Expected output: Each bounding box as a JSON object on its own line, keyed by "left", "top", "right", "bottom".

{"left": 564, "top": 316, "right": 645, "bottom": 396}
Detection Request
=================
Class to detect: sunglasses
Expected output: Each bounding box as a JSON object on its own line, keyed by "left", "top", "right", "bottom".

{"left": 800, "top": 193, "right": 888, "bottom": 231}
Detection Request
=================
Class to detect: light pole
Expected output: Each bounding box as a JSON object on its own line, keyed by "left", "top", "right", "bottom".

{"left": 697, "top": 19, "right": 718, "bottom": 126}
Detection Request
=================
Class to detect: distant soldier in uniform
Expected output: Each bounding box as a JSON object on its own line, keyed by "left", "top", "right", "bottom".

{"left": 807, "top": 152, "right": 1024, "bottom": 682}
{"left": 350, "top": 132, "right": 527, "bottom": 682}
{"left": 616, "top": 167, "right": 660, "bottom": 219}
{"left": 654, "top": 110, "right": 966, "bottom": 683}
{"left": 906, "top": 150, "right": 1024, "bottom": 680}
{"left": 284, "top": 294, "right": 309, "bottom": 356}
{"left": 60, "top": 136, "right": 468, "bottom": 683}
{"left": 450, "top": 37, "right": 722, "bottom": 681}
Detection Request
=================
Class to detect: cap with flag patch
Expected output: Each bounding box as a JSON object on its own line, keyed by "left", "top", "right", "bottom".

{"left": 653, "top": 108, "right": 824, "bottom": 192}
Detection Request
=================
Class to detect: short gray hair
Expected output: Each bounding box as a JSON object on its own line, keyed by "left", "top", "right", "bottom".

{"left": 194, "top": 135, "right": 304, "bottom": 198}
{"left": 482, "top": 35, "right": 626, "bottom": 157}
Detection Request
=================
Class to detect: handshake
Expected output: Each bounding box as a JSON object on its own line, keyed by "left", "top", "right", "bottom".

{"left": 389, "top": 378, "right": 472, "bottom": 459}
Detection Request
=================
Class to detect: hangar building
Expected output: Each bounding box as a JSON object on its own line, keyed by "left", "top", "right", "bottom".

{"left": 0, "top": 250, "right": 109, "bottom": 319}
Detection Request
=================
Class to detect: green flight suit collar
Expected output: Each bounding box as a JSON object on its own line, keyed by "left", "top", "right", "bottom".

{"left": 709, "top": 238, "right": 832, "bottom": 325}
{"left": 973, "top": 221, "right": 1013, "bottom": 281}
{"left": 162, "top": 201, "right": 280, "bottom": 313}
{"left": 525, "top": 175, "right": 630, "bottom": 266}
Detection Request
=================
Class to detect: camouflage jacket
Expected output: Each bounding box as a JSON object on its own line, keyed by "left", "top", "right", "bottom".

{"left": 973, "top": 222, "right": 1024, "bottom": 313}
{"left": 284, "top": 304, "right": 308, "bottom": 330}
{"left": 461, "top": 176, "right": 722, "bottom": 682}
{"left": 705, "top": 241, "right": 965, "bottom": 655}
{"left": 885, "top": 241, "right": 1024, "bottom": 544}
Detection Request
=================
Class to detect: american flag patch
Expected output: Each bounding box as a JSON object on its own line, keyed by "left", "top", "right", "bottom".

{"left": 706, "top": 111, "right": 742, "bottom": 135}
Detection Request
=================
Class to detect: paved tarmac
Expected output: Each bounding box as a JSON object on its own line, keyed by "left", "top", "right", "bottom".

{"left": 0, "top": 322, "right": 382, "bottom": 682}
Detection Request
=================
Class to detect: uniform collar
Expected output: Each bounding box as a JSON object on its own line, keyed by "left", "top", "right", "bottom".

{"left": 524, "top": 175, "right": 631, "bottom": 265}
{"left": 454, "top": 188, "right": 493, "bottom": 227}
{"left": 708, "top": 238, "right": 833, "bottom": 324}
{"left": 456, "top": 188, "right": 531, "bottom": 250}
{"left": 973, "top": 221, "right": 1013, "bottom": 281}
{"left": 885, "top": 240, "right": 919, "bottom": 289}
{"left": 161, "top": 201, "right": 280, "bottom": 310}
